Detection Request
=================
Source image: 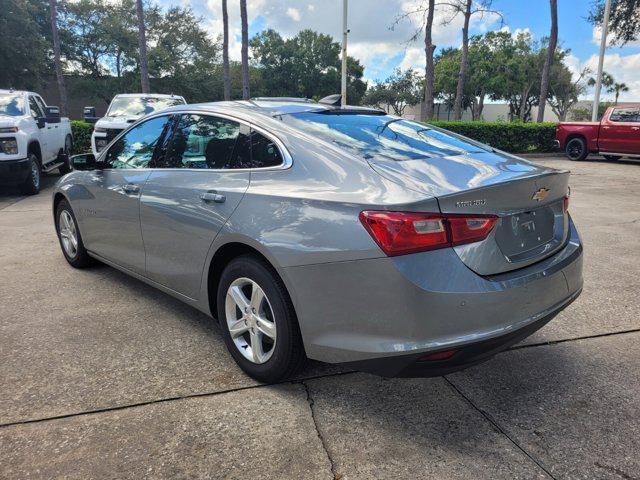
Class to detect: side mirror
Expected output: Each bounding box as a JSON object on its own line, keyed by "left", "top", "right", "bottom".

{"left": 83, "top": 106, "right": 99, "bottom": 124}
{"left": 45, "top": 106, "right": 61, "bottom": 123}
{"left": 71, "top": 153, "right": 97, "bottom": 171}
{"left": 37, "top": 117, "right": 46, "bottom": 129}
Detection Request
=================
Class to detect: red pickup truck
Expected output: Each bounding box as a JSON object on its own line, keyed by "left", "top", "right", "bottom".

{"left": 556, "top": 104, "right": 640, "bottom": 160}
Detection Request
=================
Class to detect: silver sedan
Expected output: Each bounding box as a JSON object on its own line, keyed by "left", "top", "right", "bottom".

{"left": 53, "top": 99, "right": 583, "bottom": 382}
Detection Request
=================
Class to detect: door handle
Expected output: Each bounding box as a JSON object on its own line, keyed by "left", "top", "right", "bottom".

{"left": 200, "top": 191, "right": 226, "bottom": 204}
{"left": 122, "top": 184, "right": 141, "bottom": 195}
{"left": 602, "top": 126, "right": 610, "bottom": 129}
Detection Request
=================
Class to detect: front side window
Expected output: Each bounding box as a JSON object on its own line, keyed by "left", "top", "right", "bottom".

{"left": 280, "top": 112, "right": 488, "bottom": 161}
{"left": 0, "top": 94, "right": 25, "bottom": 116}
{"left": 161, "top": 114, "right": 241, "bottom": 169}
{"left": 28, "top": 96, "right": 43, "bottom": 119}
{"left": 103, "top": 115, "right": 172, "bottom": 169}
{"left": 609, "top": 108, "right": 640, "bottom": 123}
{"left": 107, "top": 96, "right": 185, "bottom": 117}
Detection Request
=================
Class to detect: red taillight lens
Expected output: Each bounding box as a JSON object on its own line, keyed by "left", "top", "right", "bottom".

{"left": 359, "top": 211, "right": 497, "bottom": 256}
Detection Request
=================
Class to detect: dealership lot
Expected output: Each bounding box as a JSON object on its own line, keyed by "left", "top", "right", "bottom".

{"left": 1, "top": 156, "right": 639, "bottom": 479}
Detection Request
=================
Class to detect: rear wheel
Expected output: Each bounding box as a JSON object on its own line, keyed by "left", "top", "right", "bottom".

{"left": 19, "top": 154, "right": 41, "bottom": 195}
{"left": 565, "top": 137, "right": 588, "bottom": 161}
{"left": 603, "top": 155, "right": 622, "bottom": 161}
{"left": 217, "top": 255, "right": 305, "bottom": 382}
{"left": 58, "top": 135, "right": 73, "bottom": 175}
{"left": 55, "top": 199, "right": 94, "bottom": 268}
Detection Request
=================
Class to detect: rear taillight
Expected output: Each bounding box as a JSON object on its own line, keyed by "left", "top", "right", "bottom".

{"left": 359, "top": 211, "right": 497, "bottom": 256}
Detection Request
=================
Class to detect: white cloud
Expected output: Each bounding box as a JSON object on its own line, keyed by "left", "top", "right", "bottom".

{"left": 567, "top": 52, "right": 640, "bottom": 102}
{"left": 592, "top": 26, "right": 640, "bottom": 47}
{"left": 286, "top": 7, "right": 301, "bottom": 22}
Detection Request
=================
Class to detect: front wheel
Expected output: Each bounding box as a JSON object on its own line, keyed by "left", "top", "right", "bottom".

{"left": 217, "top": 255, "right": 305, "bottom": 382}
{"left": 55, "top": 199, "right": 94, "bottom": 268}
{"left": 19, "top": 154, "right": 41, "bottom": 195}
{"left": 565, "top": 137, "right": 588, "bottom": 161}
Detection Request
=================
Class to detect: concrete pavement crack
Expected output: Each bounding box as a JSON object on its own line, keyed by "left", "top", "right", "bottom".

{"left": 443, "top": 377, "right": 557, "bottom": 480}
{"left": 302, "top": 381, "right": 339, "bottom": 480}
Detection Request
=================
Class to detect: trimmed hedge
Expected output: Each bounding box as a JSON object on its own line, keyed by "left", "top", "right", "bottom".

{"left": 69, "top": 119, "right": 557, "bottom": 155}
{"left": 429, "top": 121, "right": 557, "bottom": 153}
{"left": 71, "top": 120, "right": 94, "bottom": 154}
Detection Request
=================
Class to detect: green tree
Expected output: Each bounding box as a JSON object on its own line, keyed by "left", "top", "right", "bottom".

{"left": 548, "top": 63, "right": 588, "bottom": 121}
{"left": 589, "top": 0, "right": 640, "bottom": 46}
{"left": 611, "top": 82, "right": 629, "bottom": 104}
{"left": 250, "top": 29, "right": 367, "bottom": 103}
{"left": 0, "top": 0, "right": 50, "bottom": 89}
{"left": 362, "top": 69, "right": 423, "bottom": 116}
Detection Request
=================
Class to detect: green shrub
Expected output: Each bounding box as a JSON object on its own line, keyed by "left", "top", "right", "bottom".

{"left": 71, "top": 120, "right": 94, "bottom": 154}
{"left": 428, "top": 121, "right": 557, "bottom": 153}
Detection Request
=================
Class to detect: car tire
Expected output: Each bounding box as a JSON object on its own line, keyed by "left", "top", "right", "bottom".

{"left": 19, "top": 154, "right": 41, "bottom": 195}
{"left": 565, "top": 137, "right": 588, "bottom": 161}
{"left": 55, "top": 199, "right": 94, "bottom": 268}
{"left": 217, "top": 254, "right": 305, "bottom": 382}
{"left": 603, "top": 155, "right": 622, "bottom": 161}
{"left": 58, "top": 135, "right": 73, "bottom": 175}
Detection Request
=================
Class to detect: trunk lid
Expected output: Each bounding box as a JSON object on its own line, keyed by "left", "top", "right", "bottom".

{"left": 369, "top": 151, "right": 570, "bottom": 275}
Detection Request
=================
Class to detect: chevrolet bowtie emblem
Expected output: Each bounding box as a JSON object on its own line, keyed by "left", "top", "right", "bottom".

{"left": 532, "top": 188, "right": 550, "bottom": 202}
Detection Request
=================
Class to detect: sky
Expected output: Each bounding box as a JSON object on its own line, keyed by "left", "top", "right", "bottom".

{"left": 165, "top": 0, "right": 640, "bottom": 102}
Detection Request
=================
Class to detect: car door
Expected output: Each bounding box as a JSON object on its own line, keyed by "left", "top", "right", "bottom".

{"left": 80, "top": 115, "right": 173, "bottom": 274}
{"left": 34, "top": 95, "right": 60, "bottom": 161}
{"left": 27, "top": 95, "right": 51, "bottom": 160}
{"left": 599, "top": 107, "right": 640, "bottom": 154}
{"left": 139, "top": 113, "right": 254, "bottom": 299}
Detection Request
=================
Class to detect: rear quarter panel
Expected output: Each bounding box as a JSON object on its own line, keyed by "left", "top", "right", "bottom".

{"left": 556, "top": 122, "right": 600, "bottom": 151}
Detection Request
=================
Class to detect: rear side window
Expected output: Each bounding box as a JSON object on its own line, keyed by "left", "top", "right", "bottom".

{"left": 609, "top": 108, "right": 640, "bottom": 123}
{"left": 161, "top": 114, "right": 240, "bottom": 169}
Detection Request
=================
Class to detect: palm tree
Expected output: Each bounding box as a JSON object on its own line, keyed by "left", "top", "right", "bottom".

{"left": 135, "top": 0, "right": 150, "bottom": 93}
{"left": 537, "top": 0, "right": 557, "bottom": 123}
{"left": 49, "top": 0, "right": 68, "bottom": 116}
{"left": 222, "top": 0, "right": 231, "bottom": 101}
{"left": 611, "top": 82, "right": 629, "bottom": 104}
{"left": 423, "top": 0, "right": 436, "bottom": 121}
{"left": 240, "top": 0, "right": 250, "bottom": 100}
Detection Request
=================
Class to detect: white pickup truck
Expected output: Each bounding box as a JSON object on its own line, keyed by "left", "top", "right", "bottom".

{"left": 0, "top": 89, "right": 73, "bottom": 195}
{"left": 85, "top": 93, "right": 185, "bottom": 156}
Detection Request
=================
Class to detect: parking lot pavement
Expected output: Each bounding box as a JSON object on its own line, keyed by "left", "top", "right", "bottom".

{"left": 1, "top": 157, "right": 639, "bottom": 479}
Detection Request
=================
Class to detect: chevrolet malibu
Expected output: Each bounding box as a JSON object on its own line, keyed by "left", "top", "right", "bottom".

{"left": 53, "top": 99, "right": 583, "bottom": 382}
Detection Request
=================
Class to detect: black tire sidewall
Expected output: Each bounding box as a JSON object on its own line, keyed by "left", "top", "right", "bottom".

{"left": 217, "top": 255, "right": 303, "bottom": 382}
{"left": 21, "top": 154, "right": 41, "bottom": 194}
{"left": 566, "top": 138, "right": 587, "bottom": 161}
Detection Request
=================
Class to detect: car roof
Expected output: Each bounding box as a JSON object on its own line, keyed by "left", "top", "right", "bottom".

{"left": 0, "top": 89, "right": 31, "bottom": 96}
{"left": 113, "top": 93, "right": 185, "bottom": 99}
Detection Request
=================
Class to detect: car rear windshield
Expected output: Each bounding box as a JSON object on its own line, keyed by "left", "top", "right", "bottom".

{"left": 107, "top": 97, "right": 185, "bottom": 117}
{"left": 0, "top": 94, "right": 25, "bottom": 116}
{"left": 280, "top": 112, "right": 489, "bottom": 161}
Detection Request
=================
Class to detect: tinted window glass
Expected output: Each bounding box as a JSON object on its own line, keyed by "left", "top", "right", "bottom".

{"left": 161, "top": 114, "right": 240, "bottom": 169}
{"left": 230, "top": 125, "right": 252, "bottom": 169}
{"left": 103, "top": 115, "right": 171, "bottom": 169}
{"left": 28, "top": 96, "right": 43, "bottom": 119}
{"left": 281, "top": 113, "right": 488, "bottom": 161}
{"left": 251, "top": 130, "right": 284, "bottom": 168}
{"left": 609, "top": 108, "right": 640, "bottom": 123}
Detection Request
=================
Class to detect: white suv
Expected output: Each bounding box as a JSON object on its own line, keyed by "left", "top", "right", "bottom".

{"left": 0, "top": 89, "right": 73, "bottom": 195}
{"left": 87, "top": 94, "right": 186, "bottom": 156}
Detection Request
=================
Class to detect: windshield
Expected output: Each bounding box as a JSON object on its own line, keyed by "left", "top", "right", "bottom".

{"left": 0, "top": 94, "right": 25, "bottom": 116}
{"left": 280, "top": 112, "right": 489, "bottom": 161}
{"left": 107, "top": 96, "right": 185, "bottom": 117}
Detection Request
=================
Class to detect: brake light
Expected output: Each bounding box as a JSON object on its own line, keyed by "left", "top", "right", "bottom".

{"left": 359, "top": 211, "right": 497, "bottom": 256}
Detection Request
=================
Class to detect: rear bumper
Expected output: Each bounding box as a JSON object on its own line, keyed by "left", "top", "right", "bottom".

{"left": 0, "top": 158, "right": 30, "bottom": 185}
{"left": 285, "top": 217, "right": 583, "bottom": 371}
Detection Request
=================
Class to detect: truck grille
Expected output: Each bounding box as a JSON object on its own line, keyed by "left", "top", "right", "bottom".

{"left": 105, "top": 128, "right": 124, "bottom": 142}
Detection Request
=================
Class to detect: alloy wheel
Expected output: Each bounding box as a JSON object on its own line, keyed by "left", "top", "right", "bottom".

{"left": 225, "top": 277, "right": 277, "bottom": 364}
{"left": 59, "top": 210, "right": 79, "bottom": 258}
{"left": 31, "top": 159, "right": 40, "bottom": 189}
{"left": 567, "top": 139, "right": 583, "bottom": 160}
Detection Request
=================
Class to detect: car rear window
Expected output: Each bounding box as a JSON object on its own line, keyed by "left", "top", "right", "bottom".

{"left": 280, "top": 112, "right": 488, "bottom": 161}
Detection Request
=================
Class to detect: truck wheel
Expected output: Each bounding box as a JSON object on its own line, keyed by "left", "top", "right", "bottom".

{"left": 55, "top": 199, "right": 94, "bottom": 268}
{"left": 603, "top": 155, "right": 622, "bottom": 161}
{"left": 19, "top": 154, "right": 41, "bottom": 195}
{"left": 565, "top": 137, "right": 588, "bottom": 161}
{"left": 58, "top": 135, "right": 73, "bottom": 175}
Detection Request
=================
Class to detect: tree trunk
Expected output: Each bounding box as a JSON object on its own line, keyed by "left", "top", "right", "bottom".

{"left": 537, "top": 0, "right": 557, "bottom": 122}
{"left": 240, "top": 0, "right": 250, "bottom": 100}
{"left": 421, "top": 0, "right": 436, "bottom": 121}
{"left": 49, "top": 0, "right": 68, "bottom": 116}
{"left": 452, "top": 0, "right": 471, "bottom": 121}
{"left": 136, "top": 0, "right": 150, "bottom": 93}
{"left": 222, "top": 0, "right": 231, "bottom": 101}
